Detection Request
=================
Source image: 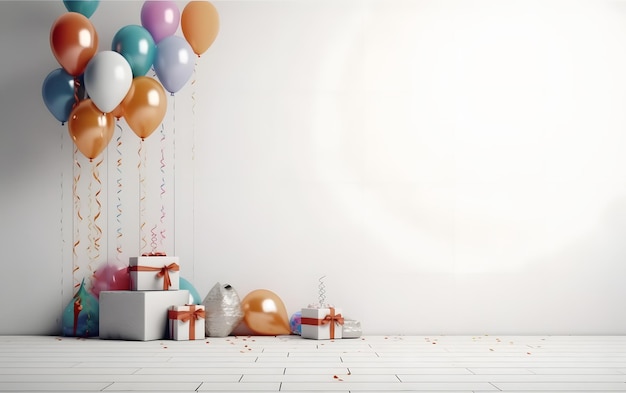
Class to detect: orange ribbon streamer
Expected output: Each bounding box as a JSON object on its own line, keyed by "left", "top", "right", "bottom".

{"left": 128, "top": 263, "right": 179, "bottom": 290}
{"left": 168, "top": 306, "right": 206, "bottom": 340}
{"left": 301, "top": 307, "right": 344, "bottom": 339}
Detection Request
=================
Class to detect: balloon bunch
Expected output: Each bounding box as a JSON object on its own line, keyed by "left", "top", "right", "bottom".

{"left": 42, "top": 0, "right": 220, "bottom": 160}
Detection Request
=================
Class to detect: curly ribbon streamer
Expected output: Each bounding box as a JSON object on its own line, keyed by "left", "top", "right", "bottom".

{"left": 115, "top": 123, "right": 123, "bottom": 261}
{"left": 318, "top": 275, "right": 327, "bottom": 307}
{"left": 138, "top": 139, "right": 147, "bottom": 254}
{"left": 150, "top": 224, "right": 158, "bottom": 254}
{"left": 159, "top": 122, "right": 166, "bottom": 252}
{"left": 72, "top": 146, "right": 82, "bottom": 289}
{"left": 172, "top": 95, "right": 177, "bottom": 256}
{"left": 86, "top": 158, "right": 103, "bottom": 271}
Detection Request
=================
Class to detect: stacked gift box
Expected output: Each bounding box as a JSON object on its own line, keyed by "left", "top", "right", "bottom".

{"left": 99, "top": 255, "right": 205, "bottom": 341}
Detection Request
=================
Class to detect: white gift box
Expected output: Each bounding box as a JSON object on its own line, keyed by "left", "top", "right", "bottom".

{"left": 301, "top": 307, "right": 343, "bottom": 340}
{"left": 129, "top": 256, "right": 180, "bottom": 291}
{"left": 168, "top": 305, "right": 206, "bottom": 340}
{"left": 99, "top": 290, "right": 189, "bottom": 341}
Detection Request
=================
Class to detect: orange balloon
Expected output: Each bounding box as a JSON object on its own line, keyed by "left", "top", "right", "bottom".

{"left": 68, "top": 99, "right": 114, "bottom": 160}
{"left": 50, "top": 12, "right": 99, "bottom": 76}
{"left": 110, "top": 82, "right": 135, "bottom": 120}
{"left": 122, "top": 76, "right": 166, "bottom": 140}
{"left": 110, "top": 103, "right": 125, "bottom": 120}
{"left": 241, "top": 289, "right": 291, "bottom": 335}
{"left": 181, "top": 1, "right": 220, "bottom": 56}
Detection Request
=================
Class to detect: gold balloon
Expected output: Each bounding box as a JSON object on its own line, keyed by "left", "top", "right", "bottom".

{"left": 68, "top": 99, "right": 114, "bottom": 160}
{"left": 181, "top": 1, "right": 220, "bottom": 56}
{"left": 241, "top": 289, "right": 291, "bottom": 335}
{"left": 122, "top": 76, "right": 166, "bottom": 140}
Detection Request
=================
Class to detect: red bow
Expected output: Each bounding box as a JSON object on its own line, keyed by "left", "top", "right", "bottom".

{"left": 129, "top": 263, "right": 179, "bottom": 290}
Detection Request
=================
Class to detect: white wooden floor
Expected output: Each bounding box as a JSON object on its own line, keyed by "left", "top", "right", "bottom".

{"left": 1, "top": 335, "right": 626, "bottom": 392}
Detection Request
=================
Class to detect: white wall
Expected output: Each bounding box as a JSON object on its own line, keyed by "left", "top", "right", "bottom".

{"left": 2, "top": 0, "right": 626, "bottom": 335}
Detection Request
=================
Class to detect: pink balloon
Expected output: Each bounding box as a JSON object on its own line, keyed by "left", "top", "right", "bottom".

{"left": 140, "top": 1, "right": 180, "bottom": 43}
{"left": 90, "top": 263, "right": 130, "bottom": 299}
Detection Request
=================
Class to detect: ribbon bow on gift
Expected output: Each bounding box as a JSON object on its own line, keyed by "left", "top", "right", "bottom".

{"left": 129, "top": 263, "right": 179, "bottom": 290}
{"left": 169, "top": 306, "right": 206, "bottom": 340}
{"left": 168, "top": 307, "right": 206, "bottom": 323}
{"left": 301, "top": 307, "right": 345, "bottom": 339}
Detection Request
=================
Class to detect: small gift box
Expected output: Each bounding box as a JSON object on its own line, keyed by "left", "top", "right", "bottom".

{"left": 129, "top": 256, "right": 180, "bottom": 291}
{"left": 301, "top": 306, "right": 344, "bottom": 340}
{"left": 168, "top": 304, "right": 206, "bottom": 340}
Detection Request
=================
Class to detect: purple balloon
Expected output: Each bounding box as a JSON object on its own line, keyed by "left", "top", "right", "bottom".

{"left": 140, "top": 1, "right": 180, "bottom": 44}
{"left": 154, "top": 35, "right": 195, "bottom": 94}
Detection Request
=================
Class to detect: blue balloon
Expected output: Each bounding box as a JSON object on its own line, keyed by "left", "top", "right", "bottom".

{"left": 154, "top": 35, "right": 195, "bottom": 94}
{"left": 112, "top": 25, "right": 156, "bottom": 78}
{"left": 63, "top": 0, "right": 100, "bottom": 18}
{"left": 180, "top": 277, "right": 202, "bottom": 305}
{"left": 42, "top": 68, "right": 79, "bottom": 124}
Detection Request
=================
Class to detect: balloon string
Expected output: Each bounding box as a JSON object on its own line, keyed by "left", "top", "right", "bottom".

{"left": 191, "top": 66, "right": 196, "bottom": 279}
{"left": 138, "top": 140, "right": 147, "bottom": 254}
{"left": 191, "top": 66, "right": 196, "bottom": 162}
{"left": 73, "top": 76, "right": 81, "bottom": 109}
{"left": 60, "top": 126, "right": 65, "bottom": 326}
{"left": 159, "top": 123, "right": 166, "bottom": 251}
{"left": 72, "top": 147, "right": 82, "bottom": 289}
{"left": 115, "top": 123, "right": 123, "bottom": 262}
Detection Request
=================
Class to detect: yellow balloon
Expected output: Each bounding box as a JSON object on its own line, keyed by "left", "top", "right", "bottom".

{"left": 241, "top": 289, "right": 291, "bottom": 335}
{"left": 181, "top": 1, "right": 220, "bottom": 56}
{"left": 68, "top": 99, "right": 114, "bottom": 160}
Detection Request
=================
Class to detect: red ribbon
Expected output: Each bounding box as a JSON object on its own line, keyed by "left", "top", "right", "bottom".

{"left": 129, "top": 263, "right": 179, "bottom": 290}
{"left": 301, "top": 307, "right": 344, "bottom": 339}
{"left": 169, "top": 306, "right": 206, "bottom": 340}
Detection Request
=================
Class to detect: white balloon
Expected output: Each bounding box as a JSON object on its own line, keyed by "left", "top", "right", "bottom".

{"left": 84, "top": 51, "right": 133, "bottom": 113}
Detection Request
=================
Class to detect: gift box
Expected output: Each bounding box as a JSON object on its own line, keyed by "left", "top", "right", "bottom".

{"left": 99, "top": 290, "right": 189, "bottom": 341}
{"left": 342, "top": 319, "right": 362, "bottom": 338}
{"left": 168, "top": 304, "right": 206, "bottom": 340}
{"left": 129, "top": 256, "right": 180, "bottom": 291}
{"left": 301, "top": 307, "right": 344, "bottom": 340}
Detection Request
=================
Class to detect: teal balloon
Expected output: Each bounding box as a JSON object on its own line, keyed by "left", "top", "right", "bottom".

{"left": 63, "top": 0, "right": 100, "bottom": 18}
{"left": 112, "top": 25, "right": 156, "bottom": 77}
{"left": 42, "top": 68, "right": 77, "bottom": 124}
{"left": 180, "top": 277, "right": 202, "bottom": 305}
{"left": 62, "top": 279, "right": 99, "bottom": 337}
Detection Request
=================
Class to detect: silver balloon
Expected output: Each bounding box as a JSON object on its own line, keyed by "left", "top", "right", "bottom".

{"left": 202, "top": 282, "right": 244, "bottom": 337}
